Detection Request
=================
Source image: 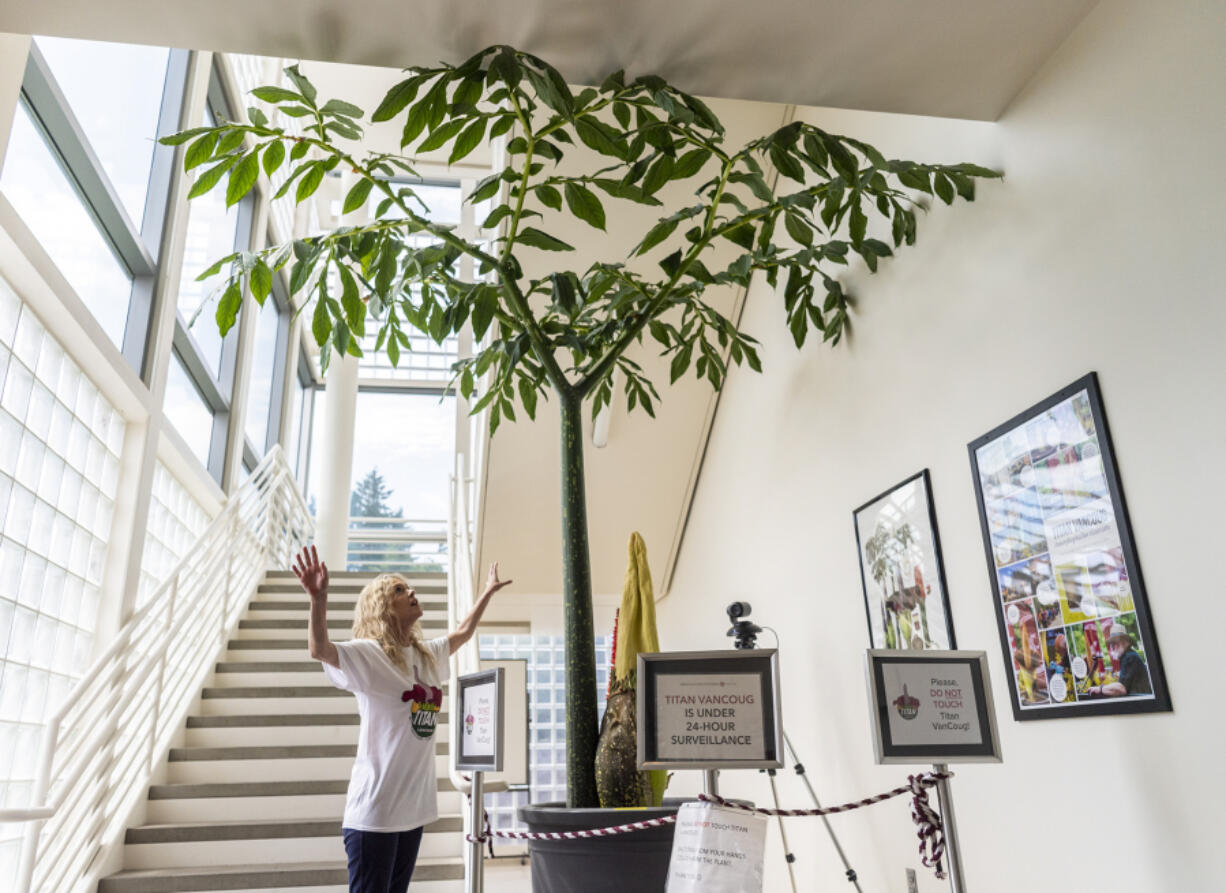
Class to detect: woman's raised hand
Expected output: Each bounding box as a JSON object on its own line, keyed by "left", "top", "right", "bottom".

{"left": 292, "top": 545, "right": 329, "bottom": 601}
{"left": 483, "top": 561, "right": 512, "bottom": 597}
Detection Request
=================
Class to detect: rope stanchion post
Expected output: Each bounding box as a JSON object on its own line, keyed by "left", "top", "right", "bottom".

{"left": 931, "top": 763, "right": 965, "bottom": 893}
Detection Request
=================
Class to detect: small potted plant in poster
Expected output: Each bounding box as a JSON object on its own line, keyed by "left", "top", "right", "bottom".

{"left": 854, "top": 470, "right": 957, "bottom": 651}
{"left": 968, "top": 372, "right": 1171, "bottom": 720}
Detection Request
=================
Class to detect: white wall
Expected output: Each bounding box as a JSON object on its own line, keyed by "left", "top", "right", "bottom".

{"left": 660, "top": 2, "right": 1226, "bottom": 891}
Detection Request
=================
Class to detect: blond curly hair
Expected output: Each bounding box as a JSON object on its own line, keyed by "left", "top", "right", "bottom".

{"left": 352, "top": 573, "right": 436, "bottom": 673}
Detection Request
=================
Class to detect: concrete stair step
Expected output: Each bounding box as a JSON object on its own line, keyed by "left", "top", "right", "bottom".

{"left": 99, "top": 856, "right": 463, "bottom": 892}
{"left": 237, "top": 618, "right": 446, "bottom": 631}
{"left": 208, "top": 666, "right": 453, "bottom": 688}
{"left": 165, "top": 754, "right": 450, "bottom": 784}
{"left": 168, "top": 742, "right": 450, "bottom": 761}
{"left": 144, "top": 783, "right": 462, "bottom": 824}
{"left": 196, "top": 697, "right": 359, "bottom": 716}
{"left": 247, "top": 599, "right": 447, "bottom": 612}
{"left": 263, "top": 570, "right": 445, "bottom": 580}
{"left": 127, "top": 815, "right": 461, "bottom": 844}
{"left": 231, "top": 622, "right": 447, "bottom": 640}
{"left": 186, "top": 714, "right": 360, "bottom": 728}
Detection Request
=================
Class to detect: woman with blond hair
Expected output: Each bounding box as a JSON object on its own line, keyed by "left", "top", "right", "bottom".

{"left": 292, "top": 544, "right": 511, "bottom": 892}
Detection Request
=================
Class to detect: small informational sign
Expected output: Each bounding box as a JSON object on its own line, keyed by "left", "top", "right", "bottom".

{"left": 865, "top": 650, "right": 1002, "bottom": 764}
{"left": 638, "top": 650, "right": 783, "bottom": 770}
{"left": 666, "top": 801, "right": 767, "bottom": 893}
{"left": 455, "top": 668, "right": 504, "bottom": 772}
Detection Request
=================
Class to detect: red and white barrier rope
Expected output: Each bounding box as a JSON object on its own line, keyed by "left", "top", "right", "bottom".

{"left": 466, "top": 812, "right": 678, "bottom": 843}
{"left": 467, "top": 768, "right": 951, "bottom": 880}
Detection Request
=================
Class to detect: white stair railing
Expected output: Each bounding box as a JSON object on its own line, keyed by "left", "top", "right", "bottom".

{"left": 0, "top": 445, "right": 313, "bottom": 893}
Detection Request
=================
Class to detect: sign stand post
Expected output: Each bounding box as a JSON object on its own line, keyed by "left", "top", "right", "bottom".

{"left": 930, "top": 762, "right": 965, "bottom": 893}
{"left": 456, "top": 668, "right": 505, "bottom": 893}
{"left": 865, "top": 650, "right": 1002, "bottom": 893}
{"left": 467, "top": 770, "right": 484, "bottom": 893}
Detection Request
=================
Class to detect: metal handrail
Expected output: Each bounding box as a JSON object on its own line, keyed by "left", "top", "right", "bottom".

{"left": 3, "top": 445, "right": 313, "bottom": 893}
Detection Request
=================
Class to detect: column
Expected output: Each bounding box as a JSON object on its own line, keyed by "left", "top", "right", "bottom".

{"left": 315, "top": 349, "right": 358, "bottom": 568}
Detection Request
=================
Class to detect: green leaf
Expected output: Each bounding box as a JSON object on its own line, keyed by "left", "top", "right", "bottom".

{"left": 339, "top": 265, "right": 365, "bottom": 335}
{"left": 784, "top": 211, "right": 813, "bottom": 246}
{"left": 669, "top": 345, "right": 692, "bottom": 383}
{"left": 312, "top": 294, "right": 332, "bottom": 345}
{"left": 417, "top": 117, "right": 466, "bottom": 153}
{"left": 472, "top": 286, "right": 497, "bottom": 340}
{"left": 321, "top": 98, "right": 364, "bottom": 118}
{"left": 194, "top": 254, "right": 233, "bottom": 282}
{"left": 849, "top": 200, "right": 867, "bottom": 246}
{"left": 490, "top": 47, "right": 521, "bottom": 88}
{"left": 216, "top": 129, "right": 246, "bottom": 156}
{"left": 290, "top": 139, "right": 309, "bottom": 161}
{"left": 933, "top": 172, "right": 955, "bottom": 205}
{"left": 343, "top": 178, "right": 373, "bottom": 215}
{"left": 262, "top": 139, "right": 285, "bottom": 176}
{"left": 159, "top": 126, "right": 211, "bottom": 146}
{"left": 251, "top": 86, "right": 302, "bottom": 104}
{"left": 187, "top": 155, "right": 238, "bottom": 199}
{"left": 516, "top": 227, "right": 573, "bottom": 251}
{"left": 296, "top": 163, "right": 325, "bottom": 203}
{"left": 489, "top": 114, "right": 515, "bottom": 138}
{"left": 591, "top": 178, "right": 662, "bottom": 206}
{"left": 216, "top": 282, "right": 242, "bottom": 335}
{"left": 250, "top": 260, "right": 272, "bottom": 303}
{"left": 387, "top": 331, "right": 401, "bottom": 367}
{"left": 642, "top": 155, "right": 675, "bottom": 195}
{"left": 635, "top": 217, "right": 679, "bottom": 256}
{"left": 225, "top": 150, "right": 260, "bottom": 207}
{"left": 613, "top": 101, "right": 631, "bottom": 130}
{"left": 184, "top": 132, "right": 218, "bottom": 171}
{"left": 372, "top": 77, "right": 421, "bottom": 122}
{"left": 563, "top": 182, "right": 605, "bottom": 230}
{"left": 769, "top": 143, "right": 806, "bottom": 183}
{"left": 535, "top": 184, "right": 562, "bottom": 211}
{"left": 283, "top": 65, "right": 317, "bottom": 105}
{"left": 247, "top": 106, "right": 268, "bottom": 128}
{"left": 470, "top": 173, "right": 503, "bottom": 204}
{"left": 449, "top": 118, "right": 487, "bottom": 164}
{"left": 673, "top": 148, "right": 711, "bottom": 180}
{"left": 574, "top": 117, "right": 625, "bottom": 160}
{"left": 518, "top": 378, "right": 538, "bottom": 420}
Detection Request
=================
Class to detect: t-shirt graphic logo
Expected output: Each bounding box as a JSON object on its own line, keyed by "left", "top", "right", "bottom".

{"left": 893, "top": 684, "right": 920, "bottom": 721}
{"left": 402, "top": 669, "right": 443, "bottom": 739}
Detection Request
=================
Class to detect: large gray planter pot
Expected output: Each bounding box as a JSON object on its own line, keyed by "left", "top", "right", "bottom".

{"left": 518, "top": 800, "right": 683, "bottom": 893}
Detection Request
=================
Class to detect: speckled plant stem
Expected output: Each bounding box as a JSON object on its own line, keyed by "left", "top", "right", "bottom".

{"left": 559, "top": 388, "right": 599, "bottom": 808}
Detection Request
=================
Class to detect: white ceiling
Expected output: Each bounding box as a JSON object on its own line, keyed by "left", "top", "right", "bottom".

{"left": 0, "top": 0, "right": 1097, "bottom": 120}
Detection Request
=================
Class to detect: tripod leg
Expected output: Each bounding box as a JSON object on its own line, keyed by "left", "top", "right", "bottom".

{"left": 765, "top": 770, "right": 798, "bottom": 893}
{"left": 783, "top": 731, "right": 863, "bottom": 892}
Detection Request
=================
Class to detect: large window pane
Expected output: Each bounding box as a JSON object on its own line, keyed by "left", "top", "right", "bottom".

{"left": 0, "top": 104, "right": 134, "bottom": 351}
{"left": 163, "top": 352, "right": 214, "bottom": 469}
{"left": 351, "top": 392, "right": 454, "bottom": 521}
{"left": 244, "top": 300, "right": 282, "bottom": 452}
{"left": 33, "top": 37, "right": 170, "bottom": 229}
{"left": 177, "top": 114, "right": 240, "bottom": 380}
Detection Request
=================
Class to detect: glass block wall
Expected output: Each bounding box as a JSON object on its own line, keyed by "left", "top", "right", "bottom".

{"left": 136, "top": 462, "right": 213, "bottom": 608}
{"left": 0, "top": 276, "right": 125, "bottom": 878}
{"left": 478, "top": 633, "right": 612, "bottom": 843}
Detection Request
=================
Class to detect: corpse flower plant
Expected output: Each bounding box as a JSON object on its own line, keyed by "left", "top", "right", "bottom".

{"left": 162, "top": 45, "right": 999, "bottom": 807}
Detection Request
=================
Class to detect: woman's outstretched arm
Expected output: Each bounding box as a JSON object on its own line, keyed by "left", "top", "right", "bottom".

{"left": 293, "top": 545, "right": 339, "bottom": 669}
{"left": 448, "top": 562, "right": 513, "bottom": 656}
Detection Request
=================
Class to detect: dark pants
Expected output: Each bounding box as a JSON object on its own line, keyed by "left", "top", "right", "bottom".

{"left": 342, "top": 826, "right": 425, "bottom": 893}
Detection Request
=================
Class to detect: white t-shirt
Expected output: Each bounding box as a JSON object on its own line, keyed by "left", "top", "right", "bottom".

{"left": 323, "top": 636, "right": 451, "bottom": 832}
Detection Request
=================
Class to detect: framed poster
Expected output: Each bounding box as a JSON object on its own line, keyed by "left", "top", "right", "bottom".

{"left": 637, "top": 650, "right": 783, "bottom": 771}
{"left": 455, "top": 668, "right": 504, "bottom": 772}
{"left": 479, "top": 658, "right": 527, "bottom": 786}
{"left": 853, "top": 469, "right": 957, "bottom": 651}
{"left": 968, "top": 372, "right": 1171, "bottom": 720}
{"left": 865, "top": 650, "right": 1002, "bottom": 764}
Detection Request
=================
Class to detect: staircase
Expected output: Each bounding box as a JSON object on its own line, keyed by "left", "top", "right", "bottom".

{"left": 98, "top": 570, "right": 465, "bottom": 893}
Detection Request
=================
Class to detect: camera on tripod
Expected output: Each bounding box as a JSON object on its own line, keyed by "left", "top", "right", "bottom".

{"left": 726, "top": 601, "right": 762, "bottom": 650}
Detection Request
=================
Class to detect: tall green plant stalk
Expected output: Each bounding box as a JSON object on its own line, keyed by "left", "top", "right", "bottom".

{"left": 163, "top": 46, "right": 999, "bottom": 806}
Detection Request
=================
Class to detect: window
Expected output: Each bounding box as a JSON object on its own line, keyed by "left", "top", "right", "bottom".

{"left": 136, "top": 462, "right": 211, "bottom": 608}
{"left": 478, "top": 634, "right": 613, "bottom": 839}
{"left": 351, "top": 391, "right": 454, "bottom": 521}
{"left": 163, "top": 351, "right": 214, "bottom": 470}
{"left": 0, "top": 104, "right": 134, "bottom": 350}
{"left": 0, "top": 38, "right": 185, "bottom": 371}
{"left": 32, "top": 37, "right": 171, "bottom": 230}
{"left": 243, "top": 291, "right": 287, "bottom": 454}
{"left": 289, "top": 358, "right": 316, "bottom": 485}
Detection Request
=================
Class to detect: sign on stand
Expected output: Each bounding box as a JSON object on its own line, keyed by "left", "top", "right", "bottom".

{"left": 865, "top": 650, "right": 1001, "bottom": 764}
{"left": 456, "top": 668, "right": 504, "bottom": 772}
{"left": 637, "top": 650, "right": 783, "bottom": 770}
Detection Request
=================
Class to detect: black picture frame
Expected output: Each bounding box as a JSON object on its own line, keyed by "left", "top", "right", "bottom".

{"left": 853, "top": 469, "right": 957, "bottom": 651}
{"left": 968, "top": 372, "right": 1171, "bottom": 720}
{"left": 865, "top": 650, "right": 1002, "bottom": 764}
{"left": 636, "top": 650, "right": 783, "bottom": 771}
